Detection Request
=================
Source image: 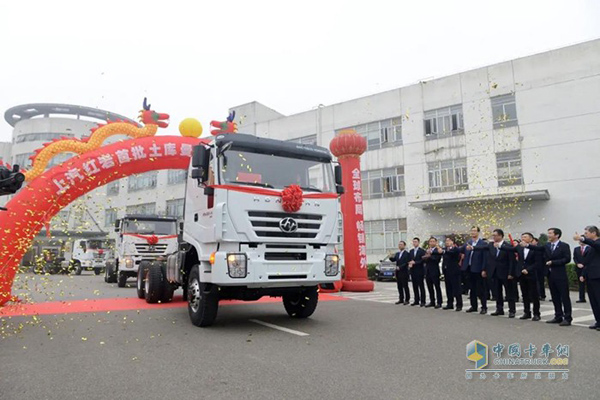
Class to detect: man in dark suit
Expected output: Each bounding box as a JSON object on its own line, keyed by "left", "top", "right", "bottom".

{"left": 460, "top": 226, "right": 488, "bottom": 314}
{"left": 423, "top": 237, "right": 443, "bottom": 308}
{"left": 532, "top": 237, "right": 547, "bottom": 300}
{"left": 573, "top": 237, "right": 591, "bottom": 303}
{"left": 575, "top": 226, "right": 600, "bottom": 330}
{"left": 441, "top": 236, "right": 463, "bottom": 311}
{"left": 408, "top": 237, "right": 426, "bottom": 307}
{"left": 501, "top": 232, "right": 541, "bottom": 321}
{"left": 389, "top": 241, "right": 411, "bottom": 305}
{"left": 485, "top": 229, "right": 517, "bottom": 318}
{"left": 528, "top": 228, "right": 572, "bottom": 326}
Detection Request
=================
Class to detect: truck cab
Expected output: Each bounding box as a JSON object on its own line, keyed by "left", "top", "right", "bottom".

{"left": 106, "top": 215, "right": 179, "bottom": 287}
{"left": 141, "top": 133, "right": 343, "bottom": 327}
{"left": 68, "top": 238, "right": 110, "bottom": 275}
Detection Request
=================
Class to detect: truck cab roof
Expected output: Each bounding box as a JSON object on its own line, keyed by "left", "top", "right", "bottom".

{"left": 213, "top": 133, "right": 332, "bottom": 163}
{"left": 122, "top": 214, "right": 178, "bottom": 222}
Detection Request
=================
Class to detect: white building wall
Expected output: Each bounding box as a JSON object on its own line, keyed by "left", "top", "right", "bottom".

{"left": 231, "top": 39, "right": 600, "bottom": 263}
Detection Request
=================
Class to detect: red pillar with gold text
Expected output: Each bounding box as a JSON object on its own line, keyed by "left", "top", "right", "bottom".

{"left": 330, "top": 129, "right": 374, "bottom": 292}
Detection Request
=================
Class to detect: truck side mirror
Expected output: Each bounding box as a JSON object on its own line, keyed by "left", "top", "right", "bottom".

{"left": 334, "top": 165, "right": 343, "bottom": 186}
{"left": 114, "top": 219, "right": 120, "bottom": 233}
{"left": 192, "top": 145, "right": 210, "bottom": 183}
{"left": 179, "top": 221, "right": 184, "bottom": 235}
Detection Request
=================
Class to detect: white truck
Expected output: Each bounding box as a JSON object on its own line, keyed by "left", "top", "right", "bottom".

{"left": 105, "top": 215, "right": 179, "bottom": 288}
{"left": 65, "top": 238, "right": 110, "bottom": 275}
{"left": 140, "top": 133, "right": 344, "bottom": 327}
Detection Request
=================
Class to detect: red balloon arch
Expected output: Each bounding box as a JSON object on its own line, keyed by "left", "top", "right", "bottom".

{"left": 0, "top": 135, "right": 208, "bottom": 305}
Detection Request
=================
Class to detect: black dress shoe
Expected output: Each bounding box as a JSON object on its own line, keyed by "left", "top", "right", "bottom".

{"left": 559, "top": 320, "right": 571, "bottom": 326}
{"left": 480, "top": 308, "right": 487, "bottom": 315}
{"left": 540, "top": 297, "right": 546, "bottom": 301}
{"left": 455, "top": 307, "right": 462, "bottom": 311}
{"left": 520, "top": 313, "right": 532, "bottom": 320}
{"left": 395, "top": 300, "right": 403, "bottom": 305}
{"left": 589, "top": 324, "right": 599, "bottom": 329}
{"left": 465, "top": 307, "right": 477, "bottom": 313}
{"left": 420, "top": 303, "right": 425, "bottom": 307}
{"left": 443, "top": 305, "right": 454, "bottom": 310}
{"left": 403, "top": 301, "right": 409, "bottom": 305}
{"left": 508, "top": 312, "right": 515, "bottom": 318}
{"left": 434, "top": 304, "right": 442, "bottom": 309}
{"left": 532, "top": 315, "right": 541, "bottom": 321}
{"left": 410, "top": 302, "right": 418, "bottom": 306}
{"left": 546, "top": 318, "right": 563, "bottom": 324}
{"left": 491, "top": 310, "right": 504, "bottom": 316}
{"left": 576, "top": 299, "right": 586, "bottom": 303}
{"left": 424, "top": 303, "right": 435, "bottom": 308}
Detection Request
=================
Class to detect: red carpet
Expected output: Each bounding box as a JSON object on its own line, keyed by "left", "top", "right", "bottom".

{"left": 0, "top": 294, "right": 346, "bottom": 317}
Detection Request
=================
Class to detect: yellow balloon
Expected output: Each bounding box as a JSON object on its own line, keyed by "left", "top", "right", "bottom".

{"left": 179, "top": 118, "right": 203, "bottom": 138}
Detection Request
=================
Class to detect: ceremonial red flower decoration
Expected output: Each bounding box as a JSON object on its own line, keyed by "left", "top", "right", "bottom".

{"left": 281, "top": 185, "right": 303, "bottom": 212}
{"left": 147, "top": 235, "right": 159, "bottom": 245}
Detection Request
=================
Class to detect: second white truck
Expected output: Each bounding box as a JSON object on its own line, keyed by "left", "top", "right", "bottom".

{"left": 105, "top": 215, "right": 179, "bottom": 288}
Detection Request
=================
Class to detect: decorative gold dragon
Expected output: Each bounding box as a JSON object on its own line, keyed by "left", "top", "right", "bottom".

{"left": 24, "top": 98, "right": 170, "bottom": 181}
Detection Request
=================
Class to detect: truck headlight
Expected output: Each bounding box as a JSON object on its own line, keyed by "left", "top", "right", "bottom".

{"left": 325, "top": 254, "right": 339, "bottom": 276}
{"left": 125, "top": 257, "right": 134, "bottom": 269}
{"left": 227, "top": 253, "right": 247, "bottom": 278}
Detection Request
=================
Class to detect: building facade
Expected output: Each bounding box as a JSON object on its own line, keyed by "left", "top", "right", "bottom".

{"left": 231, "top": 39, "right": 600, "bottom": 263}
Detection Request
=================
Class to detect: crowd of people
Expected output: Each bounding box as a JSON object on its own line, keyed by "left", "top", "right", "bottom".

{"left": 388, "top": 225, "right": 600, "bottom": 329}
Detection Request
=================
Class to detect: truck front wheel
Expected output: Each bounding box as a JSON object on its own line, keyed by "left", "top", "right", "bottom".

{"left": 283, "top": 286, "right": 319, "bottom": 318}
{"left": 187, "top": 265, "right": 218, "bottom": 327}
{"left": 117, "top": 271, "right": 128, "bottom": 288}
{"left": 105, "top": 262, "right": 118, "bottom": 283}
{"left": 145, "top": 264, "right": 164, "bottom": 303}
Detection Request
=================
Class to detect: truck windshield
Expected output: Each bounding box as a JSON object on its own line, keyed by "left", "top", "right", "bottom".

{"left": 86, "top": 240, "right": 106, "bottom": 250}
{"left": 220, "top": 150, "right": 335, "bottom": 192}
{"left": 123, "top": 220, "right": 176, "bottom": 235}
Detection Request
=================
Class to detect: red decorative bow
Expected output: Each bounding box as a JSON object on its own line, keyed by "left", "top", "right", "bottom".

{"left": 281, "top": 185, "right": 304, "bottom": 213}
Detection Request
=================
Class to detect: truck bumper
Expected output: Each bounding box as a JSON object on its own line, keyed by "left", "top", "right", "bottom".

{"left": 201, "top": 244, "right": 341, "bottom": 288}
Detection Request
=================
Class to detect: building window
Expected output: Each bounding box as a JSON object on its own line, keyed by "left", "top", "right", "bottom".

{"left": 106, "top": 181, "right": 120, "bottom": 196}
{"left": 289, "top": 134, "right": 317, "bottom": 146}
{"left": 424, "top": 105, "right": 464, "bottom": 140}
{"left": 496, "top": 150, "right": 523, "bottom": 186}
{"left": 362, "top": 167, "right": 405, "bottom": 199}
{"left": 364, "top": 218, "right": 408, "bottom": 255}
{"left": 48, "top": 153, "right": 74, "bottom": 168}
{"left": 336, "top": 117, "right": 402, "bottom": 151}
{"left": 491, "top": 94, "right": 518, "bottom": 129}
{"left": 13, "top": 153, "right": 34, "bottom": 168}
{"left": 168, "top": 169, "right": 187, "bottom": 185}
{"left": 126, "top": 203, "right": 156, "bottom": 215}
{"left": 105, "top": 208, "right": 118, "bottom": 227}
{"left": 15, "top": 132, "right": 74, "bottom": 144}
{"left": 128, "top": 171, "right": 158, "bottom": 192}
{"left": 428, "top": 159, "right": 468, "bottom": 193}
{"left": 166, "top": 199, "right": 185, "bottom": 217}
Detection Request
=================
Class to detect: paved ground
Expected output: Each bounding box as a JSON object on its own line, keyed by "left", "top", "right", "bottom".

{"left": 1, "top": 272, "right": 598, "bottom": 400}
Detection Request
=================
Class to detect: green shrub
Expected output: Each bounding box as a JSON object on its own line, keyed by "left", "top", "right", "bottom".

{"left": 367, "top": 263, "right": 379, "bottom": 280}
{"left": 566, "top": 263, "right": 580, "bottom": 290}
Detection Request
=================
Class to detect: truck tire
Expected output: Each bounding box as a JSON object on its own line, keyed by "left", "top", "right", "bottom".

{"left": 137, "top": 261, "right": 151, "bottom": 299}
{"left": 145, "top": 264, "right": 164, "bottom": 304}
{"left": 283, "top": 286, "right": 319, "bottom": 318}
{"left": 187, "top": 265, "right": 219, "bottom": 327}
{"left": 117, "top": 271, "right": 127, "bottom": 287}
{"left": 105, "top": 262, "right": 118, "bottom": 283}
{"left": 75, "top": 266, "right": 82, "bottom": 275}
{"left": 94, "top": 269, "right": 102, "bottom": 276}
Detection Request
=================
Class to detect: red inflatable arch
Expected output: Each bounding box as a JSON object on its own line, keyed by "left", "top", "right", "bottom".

{"left": 0, "top": 135, "right": 208, "bottom": 305}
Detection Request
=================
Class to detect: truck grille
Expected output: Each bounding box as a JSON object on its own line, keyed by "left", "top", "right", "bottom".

{"left": 134, "top": 243, "right": 168, "bottom": 255}
{"left": 248, "top": 211, "right": 322, "bottom": 239}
